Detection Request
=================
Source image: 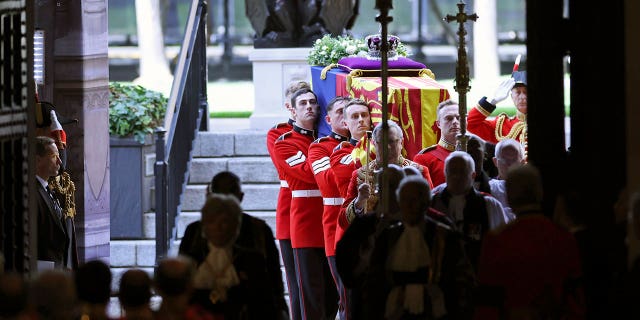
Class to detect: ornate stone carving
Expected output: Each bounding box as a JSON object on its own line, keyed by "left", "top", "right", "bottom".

{"left": 245, "top": 0, "right": 359, "bottom": 48}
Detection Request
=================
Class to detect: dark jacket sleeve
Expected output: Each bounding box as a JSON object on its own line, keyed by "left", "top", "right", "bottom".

{"left": 256, "top": 219, "right": 290, "bottom": 320}
{"left": 335, "top": 215, "right": 377, "bottom": 288}
{"left": 179, "top": 221, "right": 207, "bottom": 265}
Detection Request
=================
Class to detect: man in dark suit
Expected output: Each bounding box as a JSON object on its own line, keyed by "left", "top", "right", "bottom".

{"left": 34, "top": 136, "right": 72, "bottom": 269}
{"left": 179, "top": 171, "right": 289, "bottom": 320}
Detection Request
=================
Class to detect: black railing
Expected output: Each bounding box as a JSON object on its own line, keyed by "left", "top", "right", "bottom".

{"left": 155, "top": 0, "right": 208, "bottom": 263}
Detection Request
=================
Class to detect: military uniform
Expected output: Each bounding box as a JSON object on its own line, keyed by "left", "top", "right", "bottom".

{"left": 267, "top": 119, "right": 295, "bottom": 240}
{"left": 413, "top": 139, "right": 456, "bottom": 188}
{"left": 309, "top": 132, "right": 349, "bottom": 256}
{"left": 274, "top": 124, "right": 335, "bottom": 320}
{"left": 267, "top": 118, "right": 301, "bottom": 320}
{"left": 468, "top": 97, "right": 527, "bottom": 145}
{"left": 343, "top": 158, "right": 433, "bottom": 225}
{"left": 329, "top": 139, "right": 358, "bottom": 246}
{"left": 309, "top": 132, "right": 350, "bottom": 320}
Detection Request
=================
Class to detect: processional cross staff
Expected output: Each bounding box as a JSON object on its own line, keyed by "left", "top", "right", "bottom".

{"left": 445, "top": 1, "right": 477, "bottom": 152}
{"left": 375, "top": 0, "right": 393, "bottom": 216}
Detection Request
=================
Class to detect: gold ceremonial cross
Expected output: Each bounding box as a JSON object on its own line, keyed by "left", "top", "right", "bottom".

{"left": 445, "top": 1, "right": 477, "bottom": 152}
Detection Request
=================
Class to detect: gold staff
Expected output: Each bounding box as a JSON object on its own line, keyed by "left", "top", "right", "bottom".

{"left": 445, "top": 1, "right": 477, "bottom": 152}
{"left": 375, "top": 0, "right": 393, "bottom": 216}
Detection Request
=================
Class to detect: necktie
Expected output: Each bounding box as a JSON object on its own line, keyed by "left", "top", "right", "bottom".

{"left": 46, "top": 185, "right": 63, "bottom": 219}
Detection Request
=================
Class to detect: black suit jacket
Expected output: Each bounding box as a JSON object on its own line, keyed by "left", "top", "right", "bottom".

{"left": 36, "top": 182, "right": 69, "bottom": 269}
{"left": 190, "top": 245, "right": 278, "bottom": 320}
{"left": 180, "top": 214, "right": 289, "bottom": 319}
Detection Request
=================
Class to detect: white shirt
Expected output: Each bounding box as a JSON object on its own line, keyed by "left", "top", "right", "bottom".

{"left": 489, "top": 179, "right": 515, "bottom": 220}
{"left": 432, "top": 187, "right": 513, "bottom": 230}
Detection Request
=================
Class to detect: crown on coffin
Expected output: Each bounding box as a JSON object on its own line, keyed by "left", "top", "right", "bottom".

{"left": 365, "top": 34, "right": 400, "bottom": 60}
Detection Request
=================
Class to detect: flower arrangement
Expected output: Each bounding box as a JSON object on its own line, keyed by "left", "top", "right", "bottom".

{"left": 307, "top": 34, "right": 411, "bottom": 66}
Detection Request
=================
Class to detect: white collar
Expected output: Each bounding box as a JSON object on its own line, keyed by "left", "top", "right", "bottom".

{"left": 36, "top": 175, "right": 48, "bottom": 189}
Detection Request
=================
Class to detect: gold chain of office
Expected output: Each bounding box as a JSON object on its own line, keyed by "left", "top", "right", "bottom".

{"left": 48, "top": 171, "right": 76, "bottom": 219}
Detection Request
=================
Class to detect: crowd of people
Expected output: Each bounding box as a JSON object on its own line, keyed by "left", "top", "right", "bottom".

{"left": 8, "top": 72, "right": 638, "bottom": 319}
{"left": 262, "top": 75, "right": 640, "bottom": 319}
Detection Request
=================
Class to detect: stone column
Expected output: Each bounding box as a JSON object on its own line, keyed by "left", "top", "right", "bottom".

{"left": 52, "top": 0, "right": 110, "bottom": 262}
{"left": 248, "top": 48, "right": 311, "bottom": 130}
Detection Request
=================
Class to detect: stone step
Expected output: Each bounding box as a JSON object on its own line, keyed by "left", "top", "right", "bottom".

{"left": 192, "top": 130, "right": 269, "bottom": 158}
{"left": 188, "top": 156, "right": 278, "bottom": 184}
{"left": 181, "top": 183, "right": 279, "bottom": 211}
{"left": 142, "top": 211, "right": 277, "bottom": 239}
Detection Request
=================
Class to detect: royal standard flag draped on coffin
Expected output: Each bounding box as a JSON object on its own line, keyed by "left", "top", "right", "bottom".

{"left": 346, "top": 75, "right": 451, "bottom": 160}
{"left": 310, "top": 66, "right": 451, "bottom": 161}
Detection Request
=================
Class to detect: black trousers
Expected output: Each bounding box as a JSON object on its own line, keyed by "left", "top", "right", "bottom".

{"left": 328, "top": 255, "right": 351, "bottom": 320}
{"left": 280, "top": 239, "right": 302, "bottom": 320}
{"left": 293, "top": 247, "right": 338, "bottom": 320}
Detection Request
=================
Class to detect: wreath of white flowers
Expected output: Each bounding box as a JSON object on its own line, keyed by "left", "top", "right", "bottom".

{"left": 307, "top": 34, "right": 410, "bottom": 66}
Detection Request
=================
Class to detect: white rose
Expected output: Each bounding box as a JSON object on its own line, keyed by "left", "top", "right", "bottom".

{"left": 346, "top": 45, "right": 356, "bottom": 55}
{"left": 357, "top": 51, "right": 368, "bottom": 57}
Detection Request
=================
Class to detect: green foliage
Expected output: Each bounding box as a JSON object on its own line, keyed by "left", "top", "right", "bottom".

{"left": 307, "top": 34, "right": 410, "bottom": 66}
{"left": 211, "top": 111, "right": 252, "bottom": 118}
{"left": 109, "top": 82, "right": 167, "bottom": 143}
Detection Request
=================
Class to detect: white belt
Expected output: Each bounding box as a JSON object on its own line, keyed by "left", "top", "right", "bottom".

{"left": 291, "top": 189, "right": 322, "bottom": 198}
{"left": 323, "top": 197, "right": 344, "bottom": 205}
{"left": 280, "top": 180, "right": 289, "bottom": 188}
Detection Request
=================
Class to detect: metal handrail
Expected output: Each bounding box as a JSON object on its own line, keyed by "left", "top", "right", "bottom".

{"left": 155, "top": 0, "right": 208, "bottom": 263}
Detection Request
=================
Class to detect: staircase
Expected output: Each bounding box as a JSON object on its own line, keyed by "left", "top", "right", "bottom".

{"left": 108, "top": 127, "right": 280, "bottom": 308}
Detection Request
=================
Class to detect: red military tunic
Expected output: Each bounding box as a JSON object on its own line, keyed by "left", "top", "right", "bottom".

{"left": 468, "top": 97, "right": 527, "bottom": 145}
{"left": 308, "top": 132, "right": 349, "bottom": 257}
{"left": 273, "top": 125, "right": 324, "bottom": 249}
{"left": 474, "top": 214, "right": 584, "bottom": 319}
{"left": 266, "top": 119, "right": 294, "bottom": 240}
{"left": 412, "top": 138, "right": 455, "bottom": 188}
{"left": 342, "top": 157, "right": 434, "bottom": 225}
{"left": 330, "top": 139, "right": 357, "bottom": 245}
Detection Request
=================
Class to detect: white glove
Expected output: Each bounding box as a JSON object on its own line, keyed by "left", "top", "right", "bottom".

{"left": 50, "top": 110, "right": 63, "bottom": 131}
{"left": 489, "top": 78, "right": 516, "bottom": 105}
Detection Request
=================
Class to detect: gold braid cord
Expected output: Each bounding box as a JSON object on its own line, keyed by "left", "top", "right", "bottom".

{"left": 494, "top": 114, "right": 526, "bottom": 142}
{"left": 49, "top": 172, "right": 77, "bottom": 219}
{"left": 418, "top": 68, "right": 435, "bottom": 79}
{"left": 320, "top": 63, "right": 337, "bottom": 80}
